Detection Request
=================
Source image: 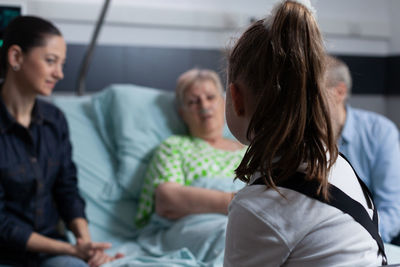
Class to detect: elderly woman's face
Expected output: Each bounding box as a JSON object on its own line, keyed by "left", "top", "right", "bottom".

{"left": 180, "top": 80, "right": 225, "bottom": 139}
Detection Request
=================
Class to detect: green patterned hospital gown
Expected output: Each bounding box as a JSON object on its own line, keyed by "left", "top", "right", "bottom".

{"left": 135, "top": 135, "right": 246, "bottom": 227}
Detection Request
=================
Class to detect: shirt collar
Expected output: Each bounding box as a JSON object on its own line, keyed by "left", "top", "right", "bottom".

{"left": 31, "top": 100, "right": 45, "bottom": 124}
{"left": 0, "top": 95, "right": 46, "bottom": 133}
{"left": 340, "top": 105, "right": 356, "bottom": 144}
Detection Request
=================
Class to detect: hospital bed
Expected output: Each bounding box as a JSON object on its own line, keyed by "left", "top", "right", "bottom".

{"left": 53, "top": 84, "right": 243, "bottom": 266}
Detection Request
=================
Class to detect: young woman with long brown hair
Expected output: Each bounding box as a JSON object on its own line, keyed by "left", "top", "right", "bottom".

{"left": 223, "top": 0, "right": 385, "bottom": 266}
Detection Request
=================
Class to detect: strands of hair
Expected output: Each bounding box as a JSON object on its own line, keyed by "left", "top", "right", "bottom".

{"left": 266, "top": 0, "right": 317, "bottom": 28}
{"left": 288, "top": 0, "right": 316, "bottom": 14}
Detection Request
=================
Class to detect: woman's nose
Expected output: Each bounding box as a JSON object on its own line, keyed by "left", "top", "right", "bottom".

{"left": 54, "top": 64, "right": 64, "bottom": 80}
{"left": 199, "top": 98, "right": 211, "bottom": 109}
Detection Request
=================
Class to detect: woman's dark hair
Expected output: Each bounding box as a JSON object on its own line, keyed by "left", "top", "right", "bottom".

{"left": 228, "top": 1, "right": 337, "bottom": 199}
{"left": 0, "top": 15, "right": 62, "bottom": 78}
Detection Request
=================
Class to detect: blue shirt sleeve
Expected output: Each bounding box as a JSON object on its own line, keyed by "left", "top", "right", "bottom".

{"left": 370, "top": 121, "right": 400, "bottom": 242}
{"left": 0, "top": 181, "right": 33, "bottom": 250}
{"left": 52, "top": 113, "right": 86, "bottom": 225}
{"left": 339, "top": 106, "right": 400, "bottom": 243}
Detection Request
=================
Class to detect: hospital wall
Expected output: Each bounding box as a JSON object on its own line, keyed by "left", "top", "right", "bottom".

{"left": 23, "top": 0, "right": 400, "bottom": 127}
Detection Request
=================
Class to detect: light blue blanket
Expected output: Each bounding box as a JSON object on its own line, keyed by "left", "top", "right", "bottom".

{"left": 106, "top": 214, "right": 227, "bottom": 267}
{"left": 102, "top": 177, "right": 245, "bottom": 267}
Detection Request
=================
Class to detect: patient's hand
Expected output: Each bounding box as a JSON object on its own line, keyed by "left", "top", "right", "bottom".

{"left": 155, "top": 182, "right": 234, "bottom": 219}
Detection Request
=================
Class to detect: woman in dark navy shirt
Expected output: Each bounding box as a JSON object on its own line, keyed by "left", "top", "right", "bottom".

{"left": 0, "top": 16, "right": 123, "bottom": 267}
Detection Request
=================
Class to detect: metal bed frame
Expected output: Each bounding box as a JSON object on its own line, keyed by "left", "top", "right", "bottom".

{"left": 75, "top": 0, "right": 111, "bottom": 96}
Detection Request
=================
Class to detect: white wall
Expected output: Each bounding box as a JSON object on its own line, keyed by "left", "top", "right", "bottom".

{"left": 13, "top": 0, "right": 400, "bottom": 127}
{"left": 24, "top": 0, "right": 393, "bottom": 55}
{"left": 388, "top": 0, "right": 400, "bottom": 55}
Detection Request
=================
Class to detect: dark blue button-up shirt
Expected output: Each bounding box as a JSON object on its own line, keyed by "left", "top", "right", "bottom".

{"left": 0, "top": 95, "right": 86, "bottom": 265}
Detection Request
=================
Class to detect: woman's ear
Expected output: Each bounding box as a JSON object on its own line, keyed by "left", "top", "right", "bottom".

{"left": 229, "top": 83, "right": 245, "bottom": 117}
{"left": 335, "top": 82, "right": 348, "bottom": 104}
{"left": 7, "top": 45, "right": 23, "bottom": 70}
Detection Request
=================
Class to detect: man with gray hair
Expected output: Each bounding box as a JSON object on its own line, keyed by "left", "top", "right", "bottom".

{"left": 326, "top": 55, "right": 400, "bottom": 245}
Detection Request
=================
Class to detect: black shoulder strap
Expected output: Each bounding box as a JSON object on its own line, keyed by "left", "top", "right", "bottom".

{"left": 339, "top": 152, "right": 379, "bottom": 225}
{"left": 252, "top": 167, "right": 387, "bottom": 265}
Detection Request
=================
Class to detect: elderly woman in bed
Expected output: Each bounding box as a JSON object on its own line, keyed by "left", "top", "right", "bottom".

{"left": 136, "top": 68, "right": 246, "bottom": 226}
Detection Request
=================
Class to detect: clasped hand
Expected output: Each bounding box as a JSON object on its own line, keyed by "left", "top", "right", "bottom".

{"left": 73, "top": 238, "right": 124, "bottom": 267}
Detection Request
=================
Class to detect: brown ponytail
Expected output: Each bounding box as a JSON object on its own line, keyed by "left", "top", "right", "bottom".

{"left": 228, "top": 0, "right": 337, "bottom": 199}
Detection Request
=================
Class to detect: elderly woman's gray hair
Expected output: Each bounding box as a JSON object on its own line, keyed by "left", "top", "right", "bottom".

{"left": 175, "top": 68, "right": 224, "bottom": 106}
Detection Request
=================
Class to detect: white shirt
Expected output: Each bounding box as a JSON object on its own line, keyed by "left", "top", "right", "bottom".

{"left": 224, "top": 155, "right": 382, "bottom": 267}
